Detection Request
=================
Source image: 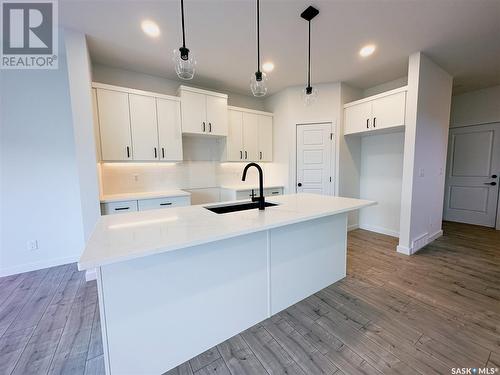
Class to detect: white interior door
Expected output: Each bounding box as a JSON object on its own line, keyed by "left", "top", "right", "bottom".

{"left": 296, "top": 123, "right": 333, "bottom": 195}
{"left": 129, "top": 94, "right": 159, "bottom": 161}
{"left": 443, "top": 123, "right": 500, "bottom": 227}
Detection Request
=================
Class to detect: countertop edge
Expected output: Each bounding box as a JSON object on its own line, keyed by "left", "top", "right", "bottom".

{"left": 78, "top": 200, "right": 375, "bottom": 271}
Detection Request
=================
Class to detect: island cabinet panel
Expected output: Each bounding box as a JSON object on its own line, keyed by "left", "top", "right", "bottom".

{"left": 98, "top": 231, "right": 268, "bottom": 375}
{"left": 269, "top": 213, "right": 348, "bottom": 314}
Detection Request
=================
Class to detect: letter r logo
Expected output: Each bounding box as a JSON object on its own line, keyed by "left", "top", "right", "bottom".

{"left": 2, "top": 1, "right": 53, "bottom": 54}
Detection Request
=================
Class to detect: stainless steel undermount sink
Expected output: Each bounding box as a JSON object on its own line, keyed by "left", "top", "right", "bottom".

{"left": 205, "top": 201, "right": 278, "bottom": 214}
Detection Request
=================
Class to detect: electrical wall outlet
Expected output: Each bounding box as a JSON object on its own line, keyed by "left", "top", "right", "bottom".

{"left": 27, "top": 240, "right": 39, "bottom": 251}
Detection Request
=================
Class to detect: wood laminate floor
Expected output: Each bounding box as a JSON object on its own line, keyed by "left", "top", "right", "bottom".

{"left": 0, "top": 221, "right": 498, "bottom": 375}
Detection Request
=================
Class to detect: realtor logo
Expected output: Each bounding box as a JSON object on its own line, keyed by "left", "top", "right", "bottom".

{"left": 1, "top": 0, "right": 58, "bottom": 69}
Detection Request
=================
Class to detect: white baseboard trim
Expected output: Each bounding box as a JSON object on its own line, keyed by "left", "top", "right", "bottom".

{"left": 0, "top": 255, "right": 80, "bottom": 277}
{"left": 85, "top": 269, "right": 97, "bottom": 281}
{"left": 359, "top": 224, "right": 399, "bottom": 238}
{"left": 347, "top": 224, "right": 359, "bottom": 232}
{"left": 397, "top": 229, "right": 444, "bottom": 256}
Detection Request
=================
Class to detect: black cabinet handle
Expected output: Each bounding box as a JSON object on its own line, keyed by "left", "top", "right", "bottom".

{"left": 126, "top": 146, "right": 130, "bottom": 158}
{"left": 154, "top": 147, "right": 157, "bottom": 158}
{"left": 240, "top": 150, "right": 243, "bottom": 160}
{"left": 297, "top": 183, "right": 302, "bottom": 187}
{"left": 484, "top": 182, "right": 497, "bottom": 186}
{"left": 366, "top": 119, "right": 369, "bottom": 129}
{"left": 160, "top": 202, "right": 172, "bottom": 206}
{"left": 162, "top": 147, "right": 165, "bottom": 159}
{"left": 209, "top": 123, "right": 212, "bottom": 132}
{"left": 115, "top": 207, "right": 130, "bottom": 211}
{"left": 245, "top": 151, "right": 248, "bottom": 159}
{"left": 260, "top": 151, "right": 263, "bottom": 160}
{"left": 373, "top": 117, "right": 376, "bottom": 128}
{"left": 271, "top": 191, "right": 279, "bottom": 195}
{"left": 202, "top": 122, "right": 206, "bottom": 132}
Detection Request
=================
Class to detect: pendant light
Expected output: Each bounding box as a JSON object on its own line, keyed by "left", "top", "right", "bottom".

{"left": 174, "top": 0, "right": 196, "bottom": 80}
{"left": 301, "top": 6, "right": 319, "bottom": 105}
{"left": 250, "top": 0, "right": 268, "bottom": 97}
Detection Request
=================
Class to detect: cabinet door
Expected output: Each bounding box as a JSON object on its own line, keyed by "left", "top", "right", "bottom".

{"left": 157, "top": 98, "right": 183, "bottom": 161}
{"left": 96, "top": 89, "right": 132, "bottom": 161}
{"left": 181, "top": 91, "right": 206, "bottom": 134}
{"left": 206, "top": 95, "right": 228, "bottom": 136}
{"left": 129, "top": 94, "right": 159, "bottom": 161}
{"left": 344, "top": 101, "right": 372, "bottom": 135}
{"left": 227, "top": 110, "right": 244, "bottom": 161}
{"left": 92, "top": 89, "right": 102, "bottom": 161}
{"left": 371, "top": 91, "right": 406, "bottom": 130}
{"left": 258, "top": 115, "right": 273, "bottom": 161}
{"left": 242, "top": 113, "right": 259, "bottom": 161}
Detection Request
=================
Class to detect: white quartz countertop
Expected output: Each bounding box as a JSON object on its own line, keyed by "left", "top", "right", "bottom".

{"left": 219, "top": 184, "right": 284, "bottom": 191}
{"left": 79, "top": 193, "right": 375, "bottom": 270}
{"left": 100, "top": 189, "right": 191, "bottom": 203}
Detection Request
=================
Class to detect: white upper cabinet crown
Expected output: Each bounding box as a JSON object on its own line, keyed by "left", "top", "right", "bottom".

{"left": 179, "top": 86, "right": 228, "bottom": 136}
{"left": 93, "top": 83, "right": 182, "bottom": 162}
{"left": 226, "top": 107, "right": 273, "bottom": 162}
{"left": 344, "top": 87, "right": 407, "bottom": 136}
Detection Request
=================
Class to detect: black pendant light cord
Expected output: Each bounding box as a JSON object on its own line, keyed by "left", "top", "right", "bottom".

{"left": 255, "top": 0, "right": 262, "bottom": 80}
{"left": 307, "top": 20, "right": 311, "bottom": 90}
{"left": 179, "top": 0, "right": 189, "bottom": 60}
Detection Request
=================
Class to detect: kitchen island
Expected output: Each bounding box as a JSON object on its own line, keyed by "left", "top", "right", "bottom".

{"left": 79, "top": 193, "right": 374, "bottom": 374}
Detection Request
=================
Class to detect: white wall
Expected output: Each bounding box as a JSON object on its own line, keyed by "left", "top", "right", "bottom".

{"left": 362, "top": 77, "right": 408, "bottom": 98}
{"left": 450, "top": 85, "right": 500, "bottom": 128}
{"left": 359, "top": 132, "right": 405, "bottom": 237}
{"left": 398, "top": 52, "right": 453, "bottom": 254}
{"left": 92, "top": 64, "right": 266, "bottom": 111}
{"left": 65, "top": 30, "right": 101, "bottom": 241}
{"left": 0, "top": 30, "right": 86, "bottom": 275}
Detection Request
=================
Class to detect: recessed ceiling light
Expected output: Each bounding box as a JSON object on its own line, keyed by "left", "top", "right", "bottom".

{"left": 141, "top": 20, "right": 160, "bottom": 38}
{"left": 359, "top": 44, "right": 376, "bottom": 57}
{"left": 262, "top": 62, "right": 274, "bottom": 73}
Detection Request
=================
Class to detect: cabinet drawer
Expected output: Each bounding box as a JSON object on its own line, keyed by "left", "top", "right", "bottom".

{"left": 101, "top": 200, "right": 138, "bottom": 215}
{"left": 137, "top": 196, "right": 191, "bottom": 211}
{"left": 264, "top": 188, "right": 283, "bottom": 197}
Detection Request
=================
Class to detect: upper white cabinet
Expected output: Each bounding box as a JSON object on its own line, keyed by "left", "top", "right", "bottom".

{"left": 93, "top": 83, "right": 182, "bottom": 162}
{"left": 226, "top": 107, "right": 273, "bottom": 162}
{"left": 157, "top": 98, "right": 183, "bottom": 161}
{"left": 344, "top": 87, "right": 407, "bottom": 136}
{"left": 179, "top": 86, "right": 228, "bottom": 136}
{"left": 96, "top": 89, "right": 132, "bottom": 161}
{"left": 129, "top": 94, "right": 159, "bottom": 161}
{"left": 258, "top": 115, "right": 273, "bottom": 161}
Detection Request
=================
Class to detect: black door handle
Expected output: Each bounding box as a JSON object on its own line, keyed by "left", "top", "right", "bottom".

{"left": 484, "top": 182, "right": 497, "bottom": 186}
{"left": 492, "top": 174, "right": 498, "bottom": 178}
{"left": 298, "top": 183, "right": 302, "bottom": 187}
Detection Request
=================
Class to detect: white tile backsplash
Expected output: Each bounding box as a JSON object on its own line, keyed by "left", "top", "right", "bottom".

{"left": 100, "top": 161, "right": 280, "bottom": 197}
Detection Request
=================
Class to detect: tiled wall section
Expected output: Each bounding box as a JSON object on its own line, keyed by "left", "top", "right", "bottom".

{"left": 100, "top": 161, "right": 279, "bottom": 195}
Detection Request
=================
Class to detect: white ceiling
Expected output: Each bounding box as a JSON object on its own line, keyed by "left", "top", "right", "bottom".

{"left": 60, "top": 0, "right": 500, "bottom": 96}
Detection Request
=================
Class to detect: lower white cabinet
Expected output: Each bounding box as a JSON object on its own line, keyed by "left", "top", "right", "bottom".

{"left": 137, "top": 196, "right": 190, "bottom": 211}
{"left": 220, "top": 187, "right": 284, "bottom": 202}
{"left": 101, "top": 200, "right": 138, "bottom": 215}
{"left": 101, "top": 195, "right": 190, "bottom": 215}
